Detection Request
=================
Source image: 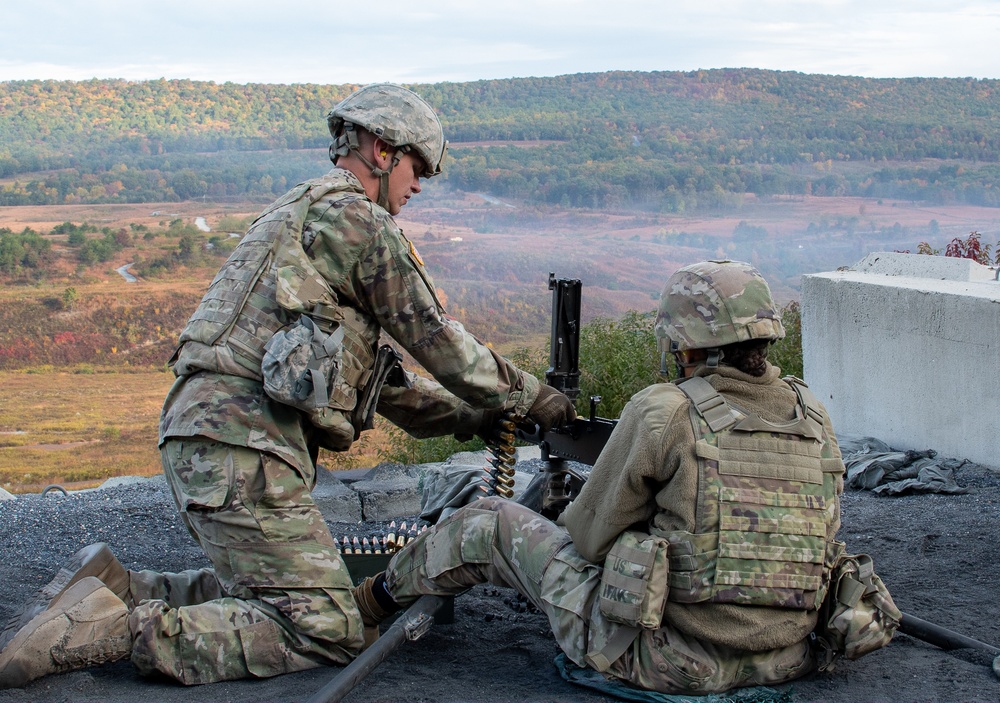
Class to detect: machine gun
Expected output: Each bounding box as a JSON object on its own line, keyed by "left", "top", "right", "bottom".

{"left": 487, "top": 273, "right": 618, "bottom": 519}
{"left": 308, "top": 273, "right": 999, "bottom": 702}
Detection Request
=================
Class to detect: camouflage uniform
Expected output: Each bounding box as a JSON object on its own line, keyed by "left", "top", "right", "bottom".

{"left": 136, "top": 166, "right": 540, "bottom": 683}
{"left": 387, "top": 365, "right": 835, "bottom": 694}
{"left": 384, "top": 261, "right": 846, "bottom": 695}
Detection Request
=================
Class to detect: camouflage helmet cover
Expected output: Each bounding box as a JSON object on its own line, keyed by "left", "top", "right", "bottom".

{"left": 654, "top": 260, "right": 785, "bottom": 353}
{"left": 327, "top": 83, "right": 447, "bottom": 177}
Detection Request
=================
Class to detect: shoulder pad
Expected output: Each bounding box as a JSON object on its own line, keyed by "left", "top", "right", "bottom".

{"left": 677, "top": 377, "right": 739, "bottom": 432}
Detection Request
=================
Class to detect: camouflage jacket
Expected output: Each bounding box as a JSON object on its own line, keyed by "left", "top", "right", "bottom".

{"left": 561, "top": 363, "right": 846, "bottom": 652}
{"left": 160, "top": 168, "right": 539, "bottom": 471}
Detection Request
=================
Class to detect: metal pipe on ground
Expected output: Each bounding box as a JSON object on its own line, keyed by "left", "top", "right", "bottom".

{"left": 305, "top": 595, "right": 449, "bottom": 703}
{"left": 899, "top": 611, "right": 1000, "bottom": 655}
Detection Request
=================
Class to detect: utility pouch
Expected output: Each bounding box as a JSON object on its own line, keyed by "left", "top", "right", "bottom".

{"left": 261, "top": 313, "right": 345, "bottom": 411}
{"left": 814, "top": 552, "right": 901, "bottom": 671}
{"left": 598, "top": 530, "right": 670, "bottom": 629}
{"left": 350, "top": 344, "right": 409, "bottom": 439}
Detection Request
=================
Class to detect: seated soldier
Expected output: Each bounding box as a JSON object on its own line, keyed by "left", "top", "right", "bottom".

{"left": 351, "top": 260, "right": 899, "bottom": 695}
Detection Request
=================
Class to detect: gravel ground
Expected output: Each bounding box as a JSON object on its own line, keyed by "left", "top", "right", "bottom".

{"left": 1, "top": 458, "right": 999, "bottom": 703}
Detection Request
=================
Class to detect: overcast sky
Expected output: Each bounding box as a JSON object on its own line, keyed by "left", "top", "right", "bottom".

{"left": 1, "top": 1, "right": 998, "bottom": 85}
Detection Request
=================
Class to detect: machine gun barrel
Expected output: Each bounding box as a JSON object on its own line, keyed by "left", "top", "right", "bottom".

{"left": 510, "top": 273, "right": 618, "bottom": 517}
{"left": 516, "top": 273, "right": 618, "bottom": 466}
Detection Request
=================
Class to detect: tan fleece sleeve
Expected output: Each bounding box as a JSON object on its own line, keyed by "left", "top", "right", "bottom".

{"left": 561, "top": 384, "right": 689, "bottom": 562}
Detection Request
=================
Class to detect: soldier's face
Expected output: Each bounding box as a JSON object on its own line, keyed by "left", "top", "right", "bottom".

{"left": 386, "top": 151, "right": 424, "bottom": 216}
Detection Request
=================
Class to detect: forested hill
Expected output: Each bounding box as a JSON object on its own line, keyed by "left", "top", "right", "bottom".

{"left": 2, "top": 69, "right": 999, "bottom": 209}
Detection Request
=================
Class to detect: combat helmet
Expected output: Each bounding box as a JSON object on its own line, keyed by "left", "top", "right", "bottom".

{"left": 327, "top": 83, "right": 447, "bottom": 209}
{"left": 655, "top": 260, "right": 784, "bottom": 368}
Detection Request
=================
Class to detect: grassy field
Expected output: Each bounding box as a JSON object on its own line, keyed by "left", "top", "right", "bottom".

{"left": 0, "top": 365, "right": 409, "bottom": 494}
{"left": 0, "top": 367, "right": 175, "bottom": 493}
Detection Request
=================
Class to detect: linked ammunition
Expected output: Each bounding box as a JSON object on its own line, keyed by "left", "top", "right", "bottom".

{"left": 386, "top": 521, "right": 397, "bottom": 551}
{"left": 335, "top": 521, "right": 430, "bottom": 557}
{"left": 480, "top": 411, "right": 520, "bottom": 499}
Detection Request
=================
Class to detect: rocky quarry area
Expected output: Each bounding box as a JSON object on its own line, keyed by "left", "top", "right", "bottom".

{"left": 1, "top": 443, "right": 999, "bottom": 703}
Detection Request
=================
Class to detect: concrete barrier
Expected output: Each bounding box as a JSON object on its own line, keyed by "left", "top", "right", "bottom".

{"left": 802, "top": 252, "right": 1000, "bottom": 469}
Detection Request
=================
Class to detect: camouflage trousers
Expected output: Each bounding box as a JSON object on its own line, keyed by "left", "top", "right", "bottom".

{"left": 127, "top": 439, "right": 364, "bottom": 685}
{"left": 386, "top": 498, "right": 816, "bottom": 695}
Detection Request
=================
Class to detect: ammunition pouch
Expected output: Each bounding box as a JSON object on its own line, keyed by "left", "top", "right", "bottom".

{"left": 814, "top": 551, "right": 901, "bottom": 671}
{"left": 262, "top": 313, "right": 345, "bottom": 412}
{"left": 598, "top": 530, "right": 669, "bottom": 630}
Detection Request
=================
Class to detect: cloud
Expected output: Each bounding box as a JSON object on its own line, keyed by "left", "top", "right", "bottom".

{"left": 1, "top": 1, "right": 998, "bottom": 83}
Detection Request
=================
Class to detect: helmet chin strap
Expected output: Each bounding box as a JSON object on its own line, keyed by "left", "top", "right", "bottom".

{"left": 669, "top": 341, "right": 723, "bottom": 378}
{"left": 705, "top": 348, "right": 722, "bottom": 368}
{"left": 333, "top": 123, "right": 403, "bottom": 210}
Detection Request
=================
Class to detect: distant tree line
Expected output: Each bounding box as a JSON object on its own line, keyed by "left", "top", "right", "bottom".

{"left": 2, "top": 70, "right": 999, "bottom": 209}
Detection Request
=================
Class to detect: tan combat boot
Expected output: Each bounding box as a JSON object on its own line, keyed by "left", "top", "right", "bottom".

{"left": 352, "top": 573, "right": 400, "bottom": 649}
{"left": 0, "top": 543, "right": 130, "bottom": 653}
{"left": 0, "top": 576, "right": 131, "bottom": 689}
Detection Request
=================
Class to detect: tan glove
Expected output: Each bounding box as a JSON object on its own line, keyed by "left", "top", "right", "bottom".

{"left": 527, "top": 384, "right": 577, "bottom": 432}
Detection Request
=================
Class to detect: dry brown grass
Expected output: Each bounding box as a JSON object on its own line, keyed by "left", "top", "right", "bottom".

{"left": 0, "top": 368, "right": 175, "bottom": 493}
{"left": 0, "top": 365, "right": 397, "bottom": 494}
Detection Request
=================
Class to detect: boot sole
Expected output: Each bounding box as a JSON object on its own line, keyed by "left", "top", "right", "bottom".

{"left": 0, "top": 578, "right": 109, "bottom": 689}
{"left": 0, "top": 543, "right": 125, "bottom": 653}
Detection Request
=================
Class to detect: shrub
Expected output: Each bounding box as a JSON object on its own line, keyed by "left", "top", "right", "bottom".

{"left": 577, "top": 309, "right": 664, "bottom": 418}
{"left": 0, "top": 227, "right": 52, "bottom": 276}
{"left": 917, "top": 230, "right": 1000, "bottom": 266}
{"left": 770, "top": 301, "right": 803, "bottom": 379}
{"left": 380, "top": 428, "right": 486, "bottom": 466}
{"left": 61, "top": 287, "right": 79, "bottom": 311}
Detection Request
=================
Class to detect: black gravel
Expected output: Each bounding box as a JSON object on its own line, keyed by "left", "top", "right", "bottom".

{"left": 2, "top": 459, "right": 1000, "bottom": 703}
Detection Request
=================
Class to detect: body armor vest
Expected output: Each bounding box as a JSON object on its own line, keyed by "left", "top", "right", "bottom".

{"left": 171, "top": 172, "right": 381, "bottom": 447}
{"left": 659, "top": 376, "right": 843, "bottom": 611}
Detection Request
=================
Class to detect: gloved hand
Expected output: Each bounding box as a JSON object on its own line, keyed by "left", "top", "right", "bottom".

{"left": 454, "top": 407, "right": 503, "bottom": 444}
{"left": 475, "top": 407, "right": 505, "bottom": 443}
{"left": 527, "top": 384, "right": 577, "bottom": 432}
